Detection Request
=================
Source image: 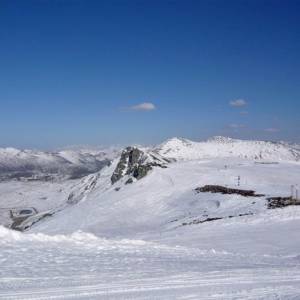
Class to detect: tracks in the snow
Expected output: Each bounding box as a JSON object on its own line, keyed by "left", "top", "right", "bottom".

{"left": 1, "top": 268, "right": 300, "bottom": 299}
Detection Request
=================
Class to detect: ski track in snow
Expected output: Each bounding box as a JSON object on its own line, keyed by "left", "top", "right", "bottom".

{"left": 1, "top": 226, "right": 300, "bottom": 299}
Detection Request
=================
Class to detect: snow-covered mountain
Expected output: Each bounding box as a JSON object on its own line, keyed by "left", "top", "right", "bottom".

{"left": 155, "top": 136, "right": 300, "bottom": 161}
{"left": 1, "top": 136, "right": 298, "bottom": 182}
{"left": 0, "top": 147, "right": 120, "bottom": 180}
{"left": 110, "top": 146, "right": 170, "bottom": 185}
{"left": 1, "top": 136, "right": 300, "bottom": 299}
{"left": 2, "top": 135, "right": 298, "bottom": 232}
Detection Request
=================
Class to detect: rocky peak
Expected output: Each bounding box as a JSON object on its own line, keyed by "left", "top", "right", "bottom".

{"left": 111, "top": 147, "right": 168, "bottom": 184}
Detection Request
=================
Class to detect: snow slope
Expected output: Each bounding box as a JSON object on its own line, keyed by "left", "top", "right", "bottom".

{"left": 155, "top": 136, "right": 300, "bottom": 161}
{"left": 0, "top": 147, "right": 119, "bottom": 180}
{"left": 2, "top": 217, "right": 300, "bottom": 300}
{"left": 30, "top": 158, "right": 300, "bottom": 237}
{"left": 1, "top": 137, "right": 300, "bottom": 299}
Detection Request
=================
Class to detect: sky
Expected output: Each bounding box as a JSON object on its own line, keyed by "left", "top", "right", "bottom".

{"left": 0, "top": 0, "right": 299, "bottom": 149}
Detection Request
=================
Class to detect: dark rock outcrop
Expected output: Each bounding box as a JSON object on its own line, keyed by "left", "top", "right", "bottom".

{"left": 111, "top": 147, "right": 144, "bottom": 184}
{"left": 196, "top": 185, "right": 265, "bottom": 197}
{"left": 111, "top": 147, "right": 167, "bottom": 184}
{"left": 125, "top": 178, "right": 134, "bottom": 185}
{"left": 267, "top": 196, "right": 300, "bottom": 209}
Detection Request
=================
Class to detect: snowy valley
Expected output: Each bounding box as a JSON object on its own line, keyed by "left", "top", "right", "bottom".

{"left": 1, "top": 137, "right": 300, "bottom": 299}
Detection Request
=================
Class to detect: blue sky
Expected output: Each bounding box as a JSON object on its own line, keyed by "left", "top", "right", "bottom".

{"left": 0, "top": 0, "right": 299, "bottom": 149}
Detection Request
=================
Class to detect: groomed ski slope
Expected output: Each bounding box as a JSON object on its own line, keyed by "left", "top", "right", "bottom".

{"left": 1, "top": 137, "right": 300, "bottom": 299}
{"left": 1, "top": 214, "right": 300, "bottom": 300}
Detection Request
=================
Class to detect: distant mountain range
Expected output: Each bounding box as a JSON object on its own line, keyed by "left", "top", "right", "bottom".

{"left": 0, "top": 147, "right": 120, "bottom": 181}
{"left": 0, "top": 136, "right": 299, "bottom": 181}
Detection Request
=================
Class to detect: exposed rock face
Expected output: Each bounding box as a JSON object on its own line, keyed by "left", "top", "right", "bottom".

{"left": 111, "top": 147, "right": 167, "bottom": 184}
{"left": 111, "top": 147, "right": 143, "bottom": 184}
{"left": 125, "top": 178, "right": 134, "bottom": 185}
{"left": 196, "top": 185, "right": 265, "bottom": 197}
{"left": 267, "top": 197, "right": 300, "bottom": 209}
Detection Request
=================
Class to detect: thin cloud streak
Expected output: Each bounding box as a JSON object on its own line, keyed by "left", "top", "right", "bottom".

{"left": 119, "top": 102, "right": 157, "bottom": 112}
{"left": 131, "top": 102, "right": 156, "bottom": 111}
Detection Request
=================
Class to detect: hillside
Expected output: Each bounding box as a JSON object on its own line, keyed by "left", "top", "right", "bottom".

{"left": 155, "top": 136, "right": 300, "bottom": 161}
{"left": 0, "top": 147, "right": 119, "bottom": 180}
{"left": 1, "top": 136, "right": 300, "bottom": 232}
{"left": 1, "top": 136, "right": 300, "bottom": 299}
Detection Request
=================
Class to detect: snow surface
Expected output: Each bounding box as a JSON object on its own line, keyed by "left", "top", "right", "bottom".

{"left": 0, "top": 146, "right": 119, "bottom": 180}
{"left": 155, "top": 136, "right": 300, "bottom": 161}
{"left": 1, "top": 137, "right": 300, "bottom": 299}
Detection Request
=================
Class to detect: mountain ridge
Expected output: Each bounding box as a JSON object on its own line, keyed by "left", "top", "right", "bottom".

{"left": 0, "top": 136, "right": 299, "bottom": 182}
{"left": 155, "top": 136, "right": 300, "bottom": 162}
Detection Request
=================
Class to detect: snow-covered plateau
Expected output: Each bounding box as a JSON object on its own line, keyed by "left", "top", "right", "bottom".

{"left": 1, "top": 137, "right": 300, "bottom": 299}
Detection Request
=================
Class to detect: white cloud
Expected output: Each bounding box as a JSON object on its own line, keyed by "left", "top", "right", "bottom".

{"left": 264, "top": 128, "right": 280, "bottom": 133}
{"left": 129, "top": 102, "right": 156, "bottom": 111}
{"left": 229, "top": 99, "right": 247, "bottom": 107}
